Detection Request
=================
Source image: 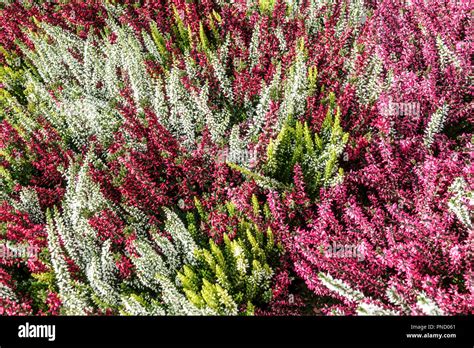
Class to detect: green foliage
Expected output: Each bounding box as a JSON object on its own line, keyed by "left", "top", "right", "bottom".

{"left": 308, "top": 65, "right": 318, "bottom": 95}
{"left": 264, "top": 107, "right": 348, "bottom": 197}
{"left": 149, "top": 21, "right": 171, "bottom": 67}
{"left": 0, "top": 47, "right": 28, "bottom": 112}
{"left": 199, "top": 21, "right": 210, "bottom": 54}
{"left": 171, "top": 5, "right": 191, "bottom": 52}
{"left": 0, "top": 137, "right": 35, "bottom": 196}
{"left": 230, "top": 102, "right": 348, "bottom": 198}
{"left": 259, "top": 0, "right": 276, "bottom": 15}
{"left": 178, "top": 212, "right": 280, "bottom": 314}
{"left": 0, "top": 48, "right": 43, "bottom": 197}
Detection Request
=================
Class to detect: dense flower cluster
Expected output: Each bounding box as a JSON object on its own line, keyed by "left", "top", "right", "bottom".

{"left": 0, "top": 0, "right": 472, "bottom": 316}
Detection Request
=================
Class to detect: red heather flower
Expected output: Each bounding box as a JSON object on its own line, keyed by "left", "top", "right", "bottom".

{"left": 88, "top": 209, "right": 126, "bottom": 248}
{"left": 0, "top": 204, "right": 47, "bottom": 272}
{"left": 116, "top": 255, "right": 134, "bottom": 280}
{"left": 45, "top": 291, "right": 62, "bottom": 316}
{"left": 0, "top": 297, "right": 33, "bottom": 316}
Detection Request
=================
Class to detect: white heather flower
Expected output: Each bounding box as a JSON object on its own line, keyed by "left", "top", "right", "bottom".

{"left": 424, "top": 104, "right": 449, "bottom": 147}
{"left": 448, "top": 177, "right": 473, "bottom": 228}
{"left": 249, "top": 22, "right": 261, "bottom": 69}
{"left": 281, "top": 47, "right": 308, "bottom": 123}
{"left": 416, "top": 292, "right": 444, "bottom": 315}
{"left": 13, "top": 187, "right": 44, "bottom": 224}
{"left": 318, "top": 272, "right": 365, "bottom": 302}
{"left": 436, "top": 35, "right": 461, "bottom": 70}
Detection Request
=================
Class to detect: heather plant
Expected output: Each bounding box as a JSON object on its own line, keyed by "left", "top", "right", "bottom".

{"left": 179, "top": 196, "right": 282, "bottom": 314}
{"left": 33, "top": 148, "right": 282, "bottom": 315}
{"left": 288, "top": 135, "right": 473, "bottom": 315}
{"left": 264, "top": 103, "right": 348, "bottom": 194}
{"left": 229, "top": 105, "right": 348, "bottom": 198}
{"left": 43, "top": 155, "right": 206, "bottom": 315}
{"left": 317, "top": 272, "right": 445, "bottom": 316}
{"left": 0, "top": 0, "right": 472, "bottom": 316}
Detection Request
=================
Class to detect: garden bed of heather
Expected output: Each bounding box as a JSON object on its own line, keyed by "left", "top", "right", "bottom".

{"left": 0, "top": 0, "right": 472, "bottom": 316}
